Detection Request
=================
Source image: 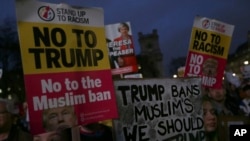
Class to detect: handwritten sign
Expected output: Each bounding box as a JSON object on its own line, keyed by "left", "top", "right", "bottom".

{"left": 113, "top": 78, "right": 205, "bottom": 141}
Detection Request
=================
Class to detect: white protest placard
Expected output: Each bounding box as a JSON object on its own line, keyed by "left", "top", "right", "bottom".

{"left": 113, "top": 78, "right": 205, "bottom": 141}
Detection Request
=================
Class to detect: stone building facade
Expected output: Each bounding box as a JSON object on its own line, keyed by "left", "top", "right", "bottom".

{"left": 136, "top": 29, "right": 164, "bottom": 78}
{"left": 226, "top": 31, "right": 250, "bottom": 78}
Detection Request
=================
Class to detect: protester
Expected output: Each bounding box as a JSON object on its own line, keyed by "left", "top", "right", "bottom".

{"left": 239, "top": 84, "right": 250, "bottom": 117}
{"left": 202, "top": 96, "right": 218, "bottom": 141}
{"left": 0, "top": 98, "right": 33, "bottom": 141}
{"left": 223, "top": 84, "right": 242, "bottom": 115}
{"left": 207, "top": 86, "right": 234, "bottom": 115}
{"left": 42, "top": 106, "right": 77, "bottom": 132}
{"left": 223, "top": 72, "right": 242, "bottom": 115}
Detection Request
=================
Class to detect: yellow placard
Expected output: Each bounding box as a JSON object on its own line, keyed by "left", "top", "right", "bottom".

{"left": 18, "top": 22, "right": 110, "bottom": 74}
{"left": 188, "top": 27, "right": 231, "bottom": 59}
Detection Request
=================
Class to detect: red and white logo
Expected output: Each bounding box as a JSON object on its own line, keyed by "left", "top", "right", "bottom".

{"left": 202, "top": 19, "right": 210, "bottom": 29}
{"left": 38, "top": 6, "right": 55, "bottom": 21}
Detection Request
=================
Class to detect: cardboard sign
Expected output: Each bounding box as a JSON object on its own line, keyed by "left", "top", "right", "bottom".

{"left": 113, "top": 78, "right": 205, "bottom": 141}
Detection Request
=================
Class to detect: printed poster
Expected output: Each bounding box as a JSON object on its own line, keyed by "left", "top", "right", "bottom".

{"left": 184, "top": 16, "right": 234, "bottom": 88}
{"left": 15, "top": 1, "right": 118, "bottom": 135}
{"left": 105, "top": 22, "right": 138, "bottom": 75}
{"left": 113, "top": 78, "right": 205, "bottom": 141}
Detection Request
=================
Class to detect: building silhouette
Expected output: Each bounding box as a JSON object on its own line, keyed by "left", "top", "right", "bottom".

{"left": 226, "top": 31, "right": 250, "bottom": 78}
{"left": 136, "top": 29, "right": 164, "bottom": 78}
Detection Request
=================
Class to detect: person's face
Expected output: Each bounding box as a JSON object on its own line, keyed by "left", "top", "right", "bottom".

{"left": 0, "top": 102, "right": 12, "bottom": 131}
{"left": 44, "top": 106, "right": 76, "bottom": 131}
{"left": 203, "top": 101, "right": 217, "bottom": 132}
{"left": 119, "top": 26, "right": 129, "bottom": 36}
{"left": 34, "top": 131, "right": 61, "bottom": 141}
{"left": 208, "top": 87, "right": 225, "bottom": 102}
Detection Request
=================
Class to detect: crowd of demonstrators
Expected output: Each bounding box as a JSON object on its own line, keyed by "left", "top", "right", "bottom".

{"left": 201, "top": 71, "right": 250, "bottom": 118}
{"left": 224, "top": 71, "right": 250, "bottom": 117}
{"left": 2, "top": 71, "right": 250, "bottom": 141}
{"left": 201, "top": 71, "right": 250, "bottom": 140}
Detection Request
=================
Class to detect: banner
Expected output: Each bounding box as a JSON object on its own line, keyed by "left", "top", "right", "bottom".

{"left": 16, "top": 1, "right": 118, "bottom": 135}
{"left": 113, "top": 78, "right": 205, "bottom": 141}
{"left": 105, "top": 22, "right": 138, "bottom": 75}
{"left": 184, "top": 16, "right": 234, "bottom": 88}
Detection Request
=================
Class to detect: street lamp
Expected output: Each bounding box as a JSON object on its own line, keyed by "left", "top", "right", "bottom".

{"left": 173, "top": 74, "right": 177, "bottom": 78}
{"left": 244, "top": 61, "right": 249, "bottom": 65}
